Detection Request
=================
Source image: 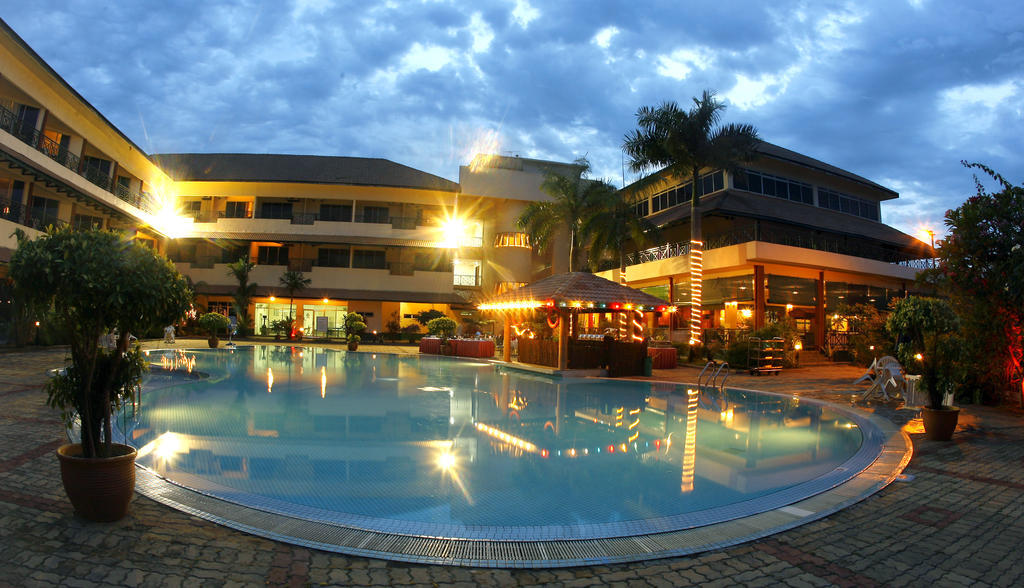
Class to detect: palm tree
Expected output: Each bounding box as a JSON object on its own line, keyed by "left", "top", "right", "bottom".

{"left": 517, "top": 157, "right": 605, "bottom": 272}
{"left": 226, "top": 257, "right": 258, "bottom": 336}
{"left": 623, "top": 90, "right": 760, "bottom": 344}
{"left": 278, "top": 270, "right": 311, "bottom": 335}
{"left": 581, "top": 183, "right": 658, "bottom": 338}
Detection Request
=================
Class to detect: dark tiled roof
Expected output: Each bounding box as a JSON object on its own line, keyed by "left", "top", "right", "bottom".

{"left": 648, "top": 189, "right": 925, "bottom": 251}
{"left": 195, "top": 284, "right": 465, "bottom": 304}
{"left": 484, "top": 272, "right": 672, "bottom": 309}
{"left": 152, "top": 153, "right": 460, "bottom": 192}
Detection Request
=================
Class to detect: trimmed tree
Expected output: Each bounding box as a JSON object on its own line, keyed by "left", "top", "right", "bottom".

{"left": 278, "top": 269, "right": 311, "bottom": 338}
{"left": 226, "top": 257, "right": 258, "bottom": 336}
{"left": 10, "top": 228, "right": 191, "bottom": 458}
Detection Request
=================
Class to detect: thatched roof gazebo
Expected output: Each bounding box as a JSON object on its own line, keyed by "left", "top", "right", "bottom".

{"left": 479, "top": 272, "right": 676, "bottom": 372}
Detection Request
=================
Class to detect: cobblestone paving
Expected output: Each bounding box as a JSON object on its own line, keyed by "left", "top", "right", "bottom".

{"left": 2, "top": 341, "right": 1023, "bottom": 587}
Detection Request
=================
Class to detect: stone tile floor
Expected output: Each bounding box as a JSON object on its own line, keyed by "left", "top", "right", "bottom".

{"left": 2, "top": 340, "right": 1022, "bottom": 587}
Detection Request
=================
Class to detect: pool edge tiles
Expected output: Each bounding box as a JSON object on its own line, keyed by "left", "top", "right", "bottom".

{"left": 132, "top": 387, "right": 912, "bottom": 568}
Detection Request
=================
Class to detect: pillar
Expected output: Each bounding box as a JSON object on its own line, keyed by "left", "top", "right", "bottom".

{"left": 815, "top": 271, "right": 826, "bottom": 352}
{"left": 754, "top": 265, "right": 765, "bottom": 330}
{"left": 502, "top": 318, "right": 511, "bottom": 362}
{"left": 557, "top": 311, "right": 569, "bottom": 370}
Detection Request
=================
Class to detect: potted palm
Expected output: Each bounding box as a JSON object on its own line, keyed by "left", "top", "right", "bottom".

{"left": 199, "top": 312, "right": 230, "bottom": 348}
{"left": 887, "top": 296, "right": 963, "bottom": 440}
{"left": 9, "top": 228, "right": 191, "bottom": 521}
{"left": 344, "top": 312, "right": 366, "bottom": 351}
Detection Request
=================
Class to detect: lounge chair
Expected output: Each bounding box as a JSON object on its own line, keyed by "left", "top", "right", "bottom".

{"left": 856, "top": 356, "right": 906, "bottom": 402}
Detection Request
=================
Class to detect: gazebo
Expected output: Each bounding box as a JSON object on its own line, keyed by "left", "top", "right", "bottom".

{"left": 478, "top": 272, "right": 676, "bottom": 374}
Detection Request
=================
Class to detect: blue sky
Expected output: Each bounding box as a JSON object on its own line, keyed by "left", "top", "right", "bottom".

{"left": 5, "top": 0, "right": 1023, "bottom": 240}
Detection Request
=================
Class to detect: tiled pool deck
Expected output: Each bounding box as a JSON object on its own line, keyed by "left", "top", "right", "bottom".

{"left": 3, "top": 339, "right": 1024, "bottom": 586}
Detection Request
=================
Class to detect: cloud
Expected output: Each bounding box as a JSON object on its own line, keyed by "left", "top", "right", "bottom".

{"left": 4, "top": 0, "right": 1023, "bottom": 239}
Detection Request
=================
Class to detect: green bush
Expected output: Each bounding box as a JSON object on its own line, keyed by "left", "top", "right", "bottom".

{"left": 344, "top": 312, "right": 367, "bottom": 339}
{"left": 199, "top": 312, "right": 231, "bottom": 337}
{"left": 725, "top": 340, "right": 751, "bottom": 368}
{"left": 427, "top": 317, "right": 457, "bottom": 338}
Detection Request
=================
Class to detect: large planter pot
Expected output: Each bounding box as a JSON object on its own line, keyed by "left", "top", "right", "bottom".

{"left": 347, "top": 341, "right": 359, "bottom": 351}
{"left": 56, "top": 443, "right": 137, "bottom": 522}
{"left": 208, "top": 335, "right": 219, "bottom": 348}
{"left": 922, "top": 406, "right": 960, "bottom": 441}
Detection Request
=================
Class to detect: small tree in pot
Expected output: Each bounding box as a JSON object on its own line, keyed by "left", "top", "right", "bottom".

{"left": 9, "top": 228, "right": 191, "bottom": 520}
{"left": 198, "top": 312, "right": 230, "bottom": 348}
{"left": 427, "top": 316, "right": 458, "bottom": 354}
{"left": 887, "top": 296, "right": 963, "bottom": 440}
{"left": 344, "top": 312, "right": 366, "bottom": 351}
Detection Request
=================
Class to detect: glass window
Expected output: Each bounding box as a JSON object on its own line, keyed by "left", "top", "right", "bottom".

{"left": 352, "top": 249, "right": 386, "bottom": 269}
{"left": 259, "top": 202, "right": 292, "bottom": 219}
{"left": 359, "top": 206, "right": 390, "bottom": 223}
{"left": 317, "top": 248, "right": 350, "bottom": 267}
{"left": 257, "top": 246, "right": 289, "bottom": 266}
{"left": 320, "top": 203, "right": 352, "bottom": 222}
{"left": 494, "top": 232, "right": 531, "bottom": 248}
{"left": 29, "top": 196, "right": 60, "bottom": 228}
{"left": 703, "top": 275, "right": 755, "bottom": 305}
{"left": 224, "top": 201, "right": 250, "bottom": 218}
{"left": 71, "top": 214, "right": 103, "bottom": 230}
{"left": 767, "top": 275, "right": 817, "bottom": 306}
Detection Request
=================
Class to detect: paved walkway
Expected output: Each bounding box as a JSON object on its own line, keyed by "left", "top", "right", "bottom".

{"left": 2, "top": 340, "right": 1023, "bottom": 587}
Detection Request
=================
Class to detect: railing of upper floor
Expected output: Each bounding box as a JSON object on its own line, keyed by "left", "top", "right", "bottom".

{"left": 616, "top": 226, "right": 933, "bottom": 269}
{"left": 0, "top": 103, "right": 160, "bottom": 216}
{"left": 0, "top": 193, "right": 67, "bottom": 230}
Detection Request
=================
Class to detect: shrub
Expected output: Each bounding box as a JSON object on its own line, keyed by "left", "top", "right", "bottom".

{"left": 199, "top": 312, "right": 230, "bottom": 337}
{"left": 427, "top": 317, "right": 457, "bottom": 338}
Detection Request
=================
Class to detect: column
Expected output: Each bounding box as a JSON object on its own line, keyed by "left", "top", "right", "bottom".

{"left": 503, "top": 319, "right": 511, "bottom": 362}
{"left": 754, "top": 265, "right": 765, "bottom": 330}
{"left": 815, "top": 272, "right": 826, "bottom": 352}
{"left": 557, "top": 311, "right": 568, "bottom": 370}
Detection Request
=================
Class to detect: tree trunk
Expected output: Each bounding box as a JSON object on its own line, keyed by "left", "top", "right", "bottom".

{"left": 689, "top": 168, "right": 703, "bottom": 345}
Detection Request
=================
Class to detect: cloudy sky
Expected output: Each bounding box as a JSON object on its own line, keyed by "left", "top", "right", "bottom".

{"left": 4, "top": 0, "right": 1022, "bottom": 239}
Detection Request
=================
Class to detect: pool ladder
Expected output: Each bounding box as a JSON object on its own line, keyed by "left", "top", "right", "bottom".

{"left": 697, "top": 361, "right": 730, "bottom": 393}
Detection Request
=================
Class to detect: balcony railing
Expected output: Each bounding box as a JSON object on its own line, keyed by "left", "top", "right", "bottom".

{"left": 625, "top": 241, "right": 692, "bottom": 266}
{"left": 388, "top": 261, "right": 415, "bottom": 276}
{"left": 288, "top": 258, "right": 314, "bottom": 272}
{"left": 454, "top": 273, "right": 480, "bottom": 287}
{"left": 291, "top": 212, "right": 318, "bottom": 225}
{"left": 353, "top": 213, "right": 390, "bottom": 224}
{"left": 0, "top": 103, "right": 159, "bottom": 215}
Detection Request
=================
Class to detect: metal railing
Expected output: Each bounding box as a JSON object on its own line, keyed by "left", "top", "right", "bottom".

{"left": 625, "top": 241, "right": 691, "bottom": 266}
{"left": 290, "top": 212, "right": 318, "bottom": 225}
{"left": 353, "top": 213, "right": 390, "bottom": 224}
{"left": 0, "top": 103, "right": 159, "bottom": 215}
{"left": 453, "top": 274, "right": 480, "bottom": 286}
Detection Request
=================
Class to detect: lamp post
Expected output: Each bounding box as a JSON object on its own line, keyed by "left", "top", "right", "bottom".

{"left": 925, "top": 229, "right": 935, "bottom": 268}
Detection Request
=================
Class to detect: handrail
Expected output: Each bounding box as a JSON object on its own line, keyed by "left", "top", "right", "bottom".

{"left": 711, "top": 362, "right": 730, "bottom": 391}
{"left": 697, "top": 361, "right": 715, "bottom": 389}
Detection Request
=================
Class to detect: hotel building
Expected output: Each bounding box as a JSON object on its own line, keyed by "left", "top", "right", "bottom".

{"left": 0, "top": 18, "right": 930, "bottom": 350}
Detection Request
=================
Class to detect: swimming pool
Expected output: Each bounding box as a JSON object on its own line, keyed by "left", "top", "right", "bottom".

{"left": 127, "top": 345, "right": 907, "bottom": 565}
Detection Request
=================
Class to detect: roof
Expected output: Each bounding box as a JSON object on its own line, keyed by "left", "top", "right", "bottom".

{"left": 481, "top": 272, "right": 673, "bottom": 310}
{"left": 152, "top": 153, "right": 460, "bottom": 192}
{"left": 194, "top": 284, "right": 465, "bottom": 305}
{"left": 647, "top": 189, "right": 926, "bottom": 252}
{"left": 623, "top": 141, "right": 897, "bottom": 200}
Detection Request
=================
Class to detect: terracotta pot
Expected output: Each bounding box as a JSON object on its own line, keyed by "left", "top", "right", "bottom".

{"left": 347, "top": 341, "right": 358, "bottom": 351}
{"left": 57, "top": 443, "right": 137, "bottom": 522}
{"left": 922, "top": 406, "right": 960, "bottom": 441}
{"left": 208, "top": 335, "right": 219, "bottom": 348}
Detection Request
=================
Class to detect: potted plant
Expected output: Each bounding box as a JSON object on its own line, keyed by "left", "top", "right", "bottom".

{"left": 427, "top": 316, "right": 458, "bottom": 354}
{"left": 9, "top": 228, "right": 191, "bottom": 521}
{"left": 344, "top": 312, "right": 367, "bottom": 351}
{"left": 198, "top": 312, "right": 230, "bottom": 348}
{"left": 271, "top": 318, "right": 292, "bottom": 341}
{"left": 887, "top": 296, "right": 963, "bottom": 440}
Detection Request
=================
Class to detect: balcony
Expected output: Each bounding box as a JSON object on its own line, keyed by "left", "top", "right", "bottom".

{"left": 0, "top": 103, "right": 159, "bottom": 215}
{"left": 454, "top": 273, "right": 480, "bottom": 287}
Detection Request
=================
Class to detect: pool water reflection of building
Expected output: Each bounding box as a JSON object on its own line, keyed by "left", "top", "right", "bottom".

{"left": 129, "top": 346, "right": 861, "bottom": 536}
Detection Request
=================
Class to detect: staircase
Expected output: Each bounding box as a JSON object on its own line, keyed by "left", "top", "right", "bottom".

{"left": 796, "top": 349, "right": 838, "bottom": 367}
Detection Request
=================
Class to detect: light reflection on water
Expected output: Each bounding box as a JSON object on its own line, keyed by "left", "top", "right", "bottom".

{"left": 128, "top": 346, "right": 861, "bottom": 529}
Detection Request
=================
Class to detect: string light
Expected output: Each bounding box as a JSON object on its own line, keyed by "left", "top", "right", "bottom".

{"left": 690, "top": 240, "right": 703, "bottom": 346}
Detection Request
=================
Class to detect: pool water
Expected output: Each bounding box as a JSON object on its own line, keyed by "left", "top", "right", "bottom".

{"left": 127, "top": 346, "right": 863, "bottom": 540}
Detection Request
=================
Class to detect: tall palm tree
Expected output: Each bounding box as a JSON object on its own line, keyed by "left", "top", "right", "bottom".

{"left": 623, "top": 90, "right": 760, "bottom": 344}
{"left": 278, "top": 270, "right": 311, "bottom": 332}
{"left": 517, "top": 157, "right": 605, "bottom": 272}
{"left": 226, "top": 257, "right": 258, "bottom": 336}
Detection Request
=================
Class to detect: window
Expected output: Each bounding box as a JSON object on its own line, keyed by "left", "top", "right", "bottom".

{"left": 220, "top": 245, "right": 248, "bottom": 264}
{"left": 257, "top": 246, "right": 289, "bottom": 266}
{"left": 493, "top": 232, "right": 531, "bottom": 248}
{"left": 352, "top": 249, "right": 386, "bottom": 269}
{"left": 169, "top": 242, "right": 197, "bottom": 263}
{"left": 735, "top": 169, "right": 813, "bottom": 205}
{"left": 453, "top": 259, "right": 481, "bottom": 286}
{"left": 29, "top": 196, "right": 60, "bottom": 228}
{"left": 317, "top": 248, "right": 350, "bottom": 267}
{"left": 645, "top": 172, "right": 721, "bottom": 215}
{"left": 818, "top": 188, "right": 879, "bottom": 221}
{"left": 632, "top": 199, "right": 649, "bottom": 218}
{"left": 259, "top": 202, "right": 292, "bottom": 219}
{"left": 72, "top": 214, "right": 103, "bottom": 230}
{"left": 182, "top": 200, "right": 202, "bottom": 219}
{"left": 320, "top": 203, "right": 352, "bottom": 222}
{"left": 207, "top": 301, "right": 233, "bottom": 317}
{"left": 358, "top": 206, "right": 389, "bottom": 223}
{"left": 224, "top": 201, "right": 250, "bottom": 218}
{"left": 414, "top": 250, "right": 451, "bottom": 271}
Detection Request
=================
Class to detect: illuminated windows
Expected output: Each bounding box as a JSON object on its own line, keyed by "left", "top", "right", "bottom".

{"left": 493, "top": 232, "right": 530, "bottom": 248}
